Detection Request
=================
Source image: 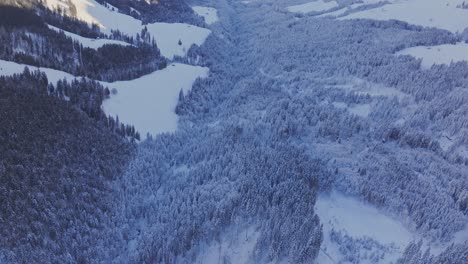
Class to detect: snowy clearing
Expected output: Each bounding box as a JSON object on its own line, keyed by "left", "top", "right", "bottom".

{"left": 146, "top": 23, "right": 211, "bottom": 60}
{"left": 46, "top": 0, "right": 211, "bottom": 59}
{"left": 102, "top": 63, "right": 209, "bottom": 138}
{"left": 46, "top": 0, "right": 142, "bottom": 35}
{"left": 328, "top": 77, "right": 409, "bottom": 100}
{"left": 339, "top": 0, "right": 468, "bottom": 33}
{"left": 316, "top": 191, "right": 414, "bottom": 264}
{"left": 0, "top": 59, "right": 75, "bottom": 85}
{"left": 333, "top": 102, "right": 372, "bottom": 117}
{"left": 192, "top": 6, "right": 219, "bottom": 25}
{"left": 48, "top": 25, "right": 131, "bottom": 49}
{"left": 287, "top": 0, "right": 339, "bottom": 14}
{"left": 0, "top": 59, "right": 209, "bottom": 137}
{"left": 194, "top": 225, "right": 259, "bottom": 264}
{"left": 317, "top": 7, "right": 348, "bottom": 18}
{"left": 396, "top": 42, "right": 468, "bottom": 69}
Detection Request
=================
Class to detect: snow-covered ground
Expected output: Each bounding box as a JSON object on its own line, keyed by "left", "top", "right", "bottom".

{"left": 0, "top": 59, "right": 208, "bottom": 137}
{"left": 396, "top": 42, "right": 468, "bottom": 69}
{"left": 102, "top": 63, "right": 209, "bottom": 138}
{"left": 192, "top": 6, "right": 219, "bottom": 25}
{"left": 339, "top": 0, "right": 468, "bottom": 33}
{"left": 46, "top": 0, "right": 142, "bottom": 35}
{"left": 287, "top": 0, "right": 339, "bottom": 14}
{"left": 48, "top": 25, "right": 131, "bottom": 49}
{"left": 333, "top": 102, "right": 372, "bottom": 118}
{"left": 328, "top": 77, "right": 409, "bottom": 100}
{"left": 316, "top": 191, "right": 414, "bottom": 264}
{"left": 146, "top": 23, "right": 211, "bottom": 59}
{"left": 317, "top": 6, "right": 348, "bottom": 18}
{"left": 0, "top": 59, "right": 75, "bottom": 85}
{"left": 46, "top": 0, "right": 211, "bottom": 59}
{"left": 194, "top": 225, "right": 260, "bottom": 264}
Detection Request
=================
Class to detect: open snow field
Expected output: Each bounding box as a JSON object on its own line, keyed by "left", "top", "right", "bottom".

{"left": 48, "top": 25, "right": 131, "bottom": 49}
{"left": 46, "top": 0, "right": 142, "bottom": 35}
{"left": 194, "top": 225, "right": 260, "bottom": 264}
{"left": 316, "top": 191, "right": 414, "bottom": 264}
{"left": 102, "top": 63, "right": 209, "bottom": 138}
{"left": 46, "top": 0, "right": 211, "bottom": 59}
{"left": 339, "top": 0, "right": 468, "bottom": 33}
{"left": 146, "top": 23, "right": 211, "bottom": 60}
{"left": 396, "top": 42, "right": 468, "bottom": 69}
{"left": 0, "top": 59, "right": 208, "bottom": 138}
{"left": 0, "top": 59, "right": 75, "bottom": 84}
{"left": 192, "top": 6, "right": 219, "bottom": 25}
{"left": 287, "top": 0, "right": 339, "bottom": 14}
{"left": 288, "top": 0, "right": 468, "bottom": 33}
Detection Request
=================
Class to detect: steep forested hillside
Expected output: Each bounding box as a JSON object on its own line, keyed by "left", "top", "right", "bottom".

{"left": 0, "top": 71, "right": 135, "bottom": 263}
{"left": 0, "top": 4, "right": 166, "bottom": 82}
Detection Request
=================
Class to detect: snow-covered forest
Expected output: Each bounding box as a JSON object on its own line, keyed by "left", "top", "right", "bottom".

{"left": 0, "top": 0, "right": 467, "bottom": 263}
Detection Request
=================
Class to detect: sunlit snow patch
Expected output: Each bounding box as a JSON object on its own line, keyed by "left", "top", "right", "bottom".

{"left": 48, "top": 25, "right": 131, "bottom": 49}
{"left": 102, "top": 63, "right": 209, "bottom": 138}
{"left": 339, "top": 0, "right": 468, "bottom": 33}
{"left": 316, "top": 191, "right": 413, "bottom": 264}
{"left": 46, "top": 0, "right": 142, "bottom": 35}
{"left": 396, "top": 42, "right": 468, "bottom": 69}
{"left": 287, "top": 0, "right": 339, "bottom": 14}
{"left": 146, "top": 23, "right": 211, "bottom": 60}
{"left": 192, "top": 6, "right": 219, "bottom": 25}
{"left": 46, "top": 0, "right": 211, "bottom": 59}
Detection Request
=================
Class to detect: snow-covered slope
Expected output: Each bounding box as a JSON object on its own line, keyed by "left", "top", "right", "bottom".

{"left": 45, "top": 0, "right": 211, "bottom": 59}
{"left": 46, "top": 0, "right": 142, "bottom": 35}
{"left": 48, "top": 25, "right": 131, "bottom": 49}
{"left": 194, "top": 225, "right": 260, "bottom": 264}
{"left": 192, "top": 6, "right": 219, "bottom": 25}
{"left": 339, "top": 0, "right": 468, "bottom": 33}
{"left": 287, "top": 0, "right": 339, "bottom": 14}
{"left": 146, "top": 23, "right": 211, "bottom": 59}
{"left": 102, "top": 63, "right": 209, "bottom": 138}
{"left": 0, "top": 59, "right": 208, "bottom": 137}
{"left": 0, "top": 59, "right": 75, "bottom": 85}
{"left": 396, "top": 42, "right": 468, "bottom": 69}
{"left": 316, "top": 192, "right": 414, "bottom": 264}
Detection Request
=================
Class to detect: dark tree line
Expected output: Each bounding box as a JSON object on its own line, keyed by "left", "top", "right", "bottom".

{"left": 0, "top": 4, "right": 167, "bottom": 82}
{"left": 0, "top": 70, "right": 135, "bottom": 263}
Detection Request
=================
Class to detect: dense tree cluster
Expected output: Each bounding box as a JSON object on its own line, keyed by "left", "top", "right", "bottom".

{"left": 397, "top": 240, "right": 468, "bottom": 264}
{"left": 177, "top": 0, "right": 468, "bottom": 259}
{"left": 0, "top": 71, "right": 135, "bottom": 263}
{"left": 114, "top": 122, "right": 327, "bottom": 263}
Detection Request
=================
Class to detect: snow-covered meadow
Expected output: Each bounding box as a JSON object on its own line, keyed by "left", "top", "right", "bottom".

{"left": 396, "top": 42, "right": 468, "bottom": 69}
{"left": 316, "top": 192, "right": 414, "bottom": 264}
{"left": 0, "top": 59, "right": 75, "bottom": 84}
{"left": 102, "top": 63, "right": 209, "bottom": 138}
{"left": 192, "top": 6, "right": 219, "bottom": 25}
{"left": 25, "top": 1, "right": 214, "bottom": 137}
{"left": 46, "top": 0, "right": 211, "bottom": 59}
{"left": 288, "top": 0, "right": 468, "bottom": 34}
{"left": 48, "top": 25, "right": 132, "bottom": 49}
{"left": 287, "top": 0, "right": 339, "bottom": 14}
{"left": 339, "top": 0, "right": 468, "bottom": 33}
{"left": 0, "top": 59, "right": 208, "bottom": 137}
